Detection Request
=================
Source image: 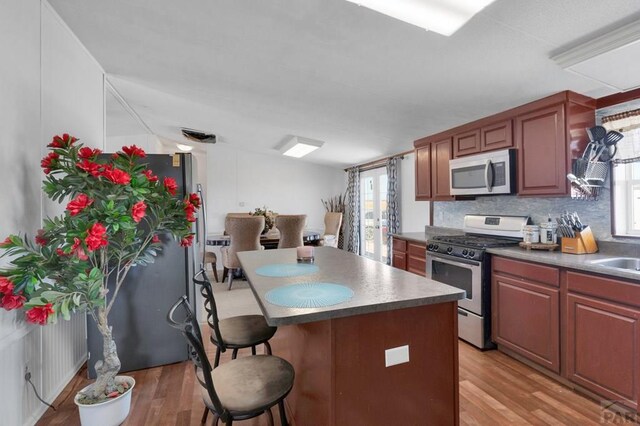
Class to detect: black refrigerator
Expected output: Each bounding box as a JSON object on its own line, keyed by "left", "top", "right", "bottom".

{"left": 87, "top": 153, "right": 196, "bottom": 378}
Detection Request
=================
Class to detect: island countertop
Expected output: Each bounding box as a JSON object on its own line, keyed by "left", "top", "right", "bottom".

{"left": 237, "top": 246, "right": 465, "bottom": 326}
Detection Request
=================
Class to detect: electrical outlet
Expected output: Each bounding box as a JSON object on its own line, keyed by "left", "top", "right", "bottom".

{"left": 385, "top": 345, "right": 410, "bottom": 367}
{"left": 24, "top": 365, "right": 31, "bottom": 381}
{"left": 239, "top": 201, "right": 245, "bottom": 207}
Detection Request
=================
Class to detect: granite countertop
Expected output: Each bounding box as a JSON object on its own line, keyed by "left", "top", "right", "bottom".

{"left": 392, "top": 226, "right": 464, "bottom": 245}
{"left": 488, "top": 241, "right": 640, "bottom": 282}
{"left": 237, "top": 247, "right": 465, "bottom": 326}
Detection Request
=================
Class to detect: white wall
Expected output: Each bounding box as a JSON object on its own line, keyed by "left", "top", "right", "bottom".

{"left": 400, "top": 152, "right": 430, "bottom": 232}
{"left": 106, "top": 134, "right": 162, "bottom": 154}
{"left": 206, "top": 143, "right": 345, "bottom": 233}
{"left": 0, "top": 2, "right": 106, "bottom": 425}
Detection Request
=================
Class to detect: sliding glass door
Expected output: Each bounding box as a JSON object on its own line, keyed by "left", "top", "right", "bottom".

{"left": 360, "top": 168, "right": 388, "bottom": 263}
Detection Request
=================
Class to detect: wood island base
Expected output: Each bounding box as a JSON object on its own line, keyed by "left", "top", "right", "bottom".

{"left": 269, "top": 301, "right": 460, "bottom": 426}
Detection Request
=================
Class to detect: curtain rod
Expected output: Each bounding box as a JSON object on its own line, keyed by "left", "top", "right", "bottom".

{"left": 344, "top": 149, "right": 413, "bottom": 172}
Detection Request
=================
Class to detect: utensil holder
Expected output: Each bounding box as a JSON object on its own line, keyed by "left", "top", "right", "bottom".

{"left": 560, "top": 226, "right": 598, "bottom": 254}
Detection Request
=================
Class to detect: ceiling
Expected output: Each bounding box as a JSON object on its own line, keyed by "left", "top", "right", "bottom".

{"left": 50, "top": 0, "right": 640, "bottom": 168}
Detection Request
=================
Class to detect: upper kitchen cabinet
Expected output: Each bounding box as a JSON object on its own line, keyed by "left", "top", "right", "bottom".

{"left": 453, "top": 129, "right": 481, "bottom": 157}
{"left": 453, "top": 121, "right": 513, "bottom": 157}
{"left": 414, "top": 136, "right": 454, "bottom": 201}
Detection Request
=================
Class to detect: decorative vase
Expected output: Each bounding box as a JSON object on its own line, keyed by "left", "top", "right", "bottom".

{"left": 74, "top": 376, "right": 135, "bottom": 426}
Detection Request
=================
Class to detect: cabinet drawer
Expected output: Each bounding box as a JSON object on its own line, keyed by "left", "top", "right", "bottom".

{"left": 407, "top": 243, "right": 426, "bottom": 259}
{"left": 393, "top": 238, "right": 407, "bottom": 252}
{"left": 566, "top": 271, "right": 640, "bottom": 308}
{"left": 492, "top": 256, "right": 559, "bottom": 287}
{"left": 407, "top": 256, "right": 426, "bottom": 277}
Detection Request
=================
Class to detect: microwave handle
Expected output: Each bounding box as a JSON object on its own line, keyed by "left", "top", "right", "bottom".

{"left": 485, "top": 160, "right": 494, "bottom": 192}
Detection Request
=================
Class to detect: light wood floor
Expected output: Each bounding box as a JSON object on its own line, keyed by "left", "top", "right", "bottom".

{"left": 37, "top": 336, "right": 622, "bottom": 426}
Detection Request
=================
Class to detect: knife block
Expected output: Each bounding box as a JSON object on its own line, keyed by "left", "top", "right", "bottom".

{"left": 561, "top": 226, "right": 598, "bottom": 254}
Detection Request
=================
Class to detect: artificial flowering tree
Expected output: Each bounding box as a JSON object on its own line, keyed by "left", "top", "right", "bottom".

{"left": 0, "top": 134, "right": 199, "bottom": 403}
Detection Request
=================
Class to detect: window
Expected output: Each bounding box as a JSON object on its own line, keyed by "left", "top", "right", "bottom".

{"left": 602, "top": 104, "right": 640, "bottom": 237}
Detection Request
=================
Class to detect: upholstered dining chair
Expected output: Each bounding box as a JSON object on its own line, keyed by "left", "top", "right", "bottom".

{"left": 192, "top": 269, "right": 278, "bottom": 424}
{"left": 167, "top": 295, "right": 294, "bottom": 426}
{"left": 275, "top": 215, "right": 306, "bottom": 249}
{"left": 318, "top": 212, "right": 343, "bottom": 248}
{"left": 221, "top": 215, "right": 264, "bottom": 290}
{"left": 202, "top": 251, "right": 219, "bottom": 282}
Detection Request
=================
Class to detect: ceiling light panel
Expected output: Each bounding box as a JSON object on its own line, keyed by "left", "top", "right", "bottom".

{"left": 280, "top": 136, "right": 324, "bottom": 158}
{"left": 345, "top": 0, "right": 496, "bottom": 36}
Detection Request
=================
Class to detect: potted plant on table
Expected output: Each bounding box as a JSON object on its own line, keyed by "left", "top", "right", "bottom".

{"left": 250, "top": 206, "right": 276, "bottom": 234}
{"left": 0, "top": 134, "right": 199, "bottom": 425}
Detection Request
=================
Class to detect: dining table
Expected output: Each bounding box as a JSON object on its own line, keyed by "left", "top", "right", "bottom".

{"left": 237, "top": 246, "right": 465, "bottom": 425}
{"left": 206, "top": 230, "right": 321, "bottom": 249}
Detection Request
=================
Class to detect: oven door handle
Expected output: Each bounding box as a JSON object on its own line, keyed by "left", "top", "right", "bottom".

{"left": 426, "top": 251, "right": 481, "bottom": 267}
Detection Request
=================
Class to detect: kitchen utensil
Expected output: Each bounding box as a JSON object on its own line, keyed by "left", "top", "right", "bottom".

{"left": 587, "top": 126, "right": 607, "bottom": 143}
{"left": 605, "top": 130, "right": 624, "bottom": 146}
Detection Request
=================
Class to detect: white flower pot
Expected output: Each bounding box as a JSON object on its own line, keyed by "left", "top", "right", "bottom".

{"left": 74, "top": 376, "right": 135, "bottom": 426}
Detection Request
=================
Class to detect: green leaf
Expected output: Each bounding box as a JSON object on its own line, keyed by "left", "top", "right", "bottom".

{"left": 61, "top": 299, "right": 70, "bottom": 320}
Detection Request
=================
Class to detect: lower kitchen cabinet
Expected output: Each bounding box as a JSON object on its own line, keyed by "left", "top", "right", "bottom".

{"left": 391, "top": 237, "right": 426, "bottom": 277}
{"left": 492, "top": 272, "right": 560, "bottom": 373}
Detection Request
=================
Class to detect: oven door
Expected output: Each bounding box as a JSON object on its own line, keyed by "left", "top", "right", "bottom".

{"left": 426, "top": 252, "right": 482, "bottom": 316}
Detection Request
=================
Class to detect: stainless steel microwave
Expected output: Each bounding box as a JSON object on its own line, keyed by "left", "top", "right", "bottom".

{"left": 449, "top": 149, "right": 516, "bottom": 196}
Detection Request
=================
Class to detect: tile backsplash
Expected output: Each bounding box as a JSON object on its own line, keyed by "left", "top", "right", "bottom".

{"left": 433, "top": 187, "right": 616, "bottom": 240}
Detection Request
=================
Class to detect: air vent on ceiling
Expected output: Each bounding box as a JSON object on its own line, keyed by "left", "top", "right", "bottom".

{"left": 181, "top": 128, "right": 216, "bottom": 144}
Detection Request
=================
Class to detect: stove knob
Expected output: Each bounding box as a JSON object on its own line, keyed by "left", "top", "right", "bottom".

{"left": 462, "top": 249, "right": 468, "bottom": 256}
{"left": 446, "top": 247, "right": 453, "bottom": 254}
{"left": 428, "top": 244, "right": 434, "bottom": 250}
{"left": 469, "top": 251, "right": 475, "bottom": 258}
{"left": 434, "top": 245, "right": 439, "bottom": 251}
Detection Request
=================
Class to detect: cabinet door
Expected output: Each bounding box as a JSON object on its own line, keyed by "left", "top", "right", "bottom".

{"left": 392, "top": 251, "right": 407, "bottom": 270}
{"left": 481, "top": 120, "right": 513, "bottom": 152}
{"left": 453, "top": 130, "right": 480, "bottom": 157}
{"left": 415, "top": 146, "right": 432, "bottom": 201}
{"left": 567, "top": 293, "right": 640, "bottom": 410}
{"left": 516, "top": 104, "right": 566, "bottom": 196}
{"left": 431, "top": 138, "right": 454, "bottom": 201}
{"left": 407, "top": 243, "right": 426, "bottom": 276}
{"left": 492, "top": 273, "right": 560, "bottom": 373}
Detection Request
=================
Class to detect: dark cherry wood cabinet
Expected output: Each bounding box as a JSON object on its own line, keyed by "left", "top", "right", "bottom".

{"left": 391, "top": 237, "right": 426, "bottom": 277}
{"left": 491, "top": 257, "right": 560, "bottom": 373}
{"left": 414, "top": 137, "right": 453, "bottom": 201}
{"left": 515, "top": 104, "right": 566, "bottom": 196}
{"left": 481, "top": 120, "right": 513, "bottom": 152}
{"left": 453, "top": 129, "right": 480, "bottom": 157}
{"left": 415, "top": 145, "right": 432, "bottom": 200}
{"left": 492, "top": 256, "right": 640, "bottom": 412}
{"left": 565, "top": 271, "right": 640, "bottom": 410}
{"left": 414, "top": 91, "right": 595, "bottom": 198}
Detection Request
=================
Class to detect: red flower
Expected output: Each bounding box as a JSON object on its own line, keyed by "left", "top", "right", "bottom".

{"left": 70, "top": 238, "right": 89, "bottom": 261}
{"left": 26, "top": 304, "right": 54, "bottom": 325}
{"left": 41, "top": 152, "right": 60, "bottom": 174}
{"left": 35, "top": 230, "right": 48, "bottom": 246}
{"left": 163, "top": 177, "right": 178, "bottom": 195}
{"left": 151, "top": 235, "right": 160, "bottom": 244}
{"left": 180, "top": 234, "right": 194, "bottom": 247}
{"left": 85, "top": 223, "right": 108, "bottom": 251}
{"left": 188, "top": 193, "right": 201, "bottom": 209}
{"left": 122, "top": 145, "right": 146, "bottom": 158}
{"left": 131, "top": 201, "right": 147, "bottom": 223}
{"left": 184, "top": 202, "right": 196, "bottom": 222}
{"left": 103, "top": 167, "right": 131, "bottom": 185}
{"left": 48, "top": 134, "right": 77, "bottom": 148}
{"left": 78, "top": 147, "right": 102, "bottom": 159}
{"left": 142, "top": 169, "right": 158, "bottom": 183}
{"left": 0, "top": 277, "right": 14, "bottom": 294}
{"left": 66, "top": 194, "right": 94, "bottom": 216}
{"left": 0, "top": 237, "right": 12, "bottom": 248}
{"left": 1, "top": 292, "right": 26, "bottom": 310}
{"left": 56, "top": 248, "right": 66, "bottom": 256}
{"left": 76, "top": 159, "right": 102, "bottom": 177}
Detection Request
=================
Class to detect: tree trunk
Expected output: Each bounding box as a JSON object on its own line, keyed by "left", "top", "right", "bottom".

{"left": 85, "top": 308, "right": 121, "bottom": 399}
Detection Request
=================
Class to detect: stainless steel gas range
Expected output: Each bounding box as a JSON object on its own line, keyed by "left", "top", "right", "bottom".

{"left": 426, "top": 215, "right": 530, "bottom": 349}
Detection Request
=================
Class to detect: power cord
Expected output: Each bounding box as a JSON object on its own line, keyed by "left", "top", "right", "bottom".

{"left": 25, "top": 370, "right": 56, "bottom": 411}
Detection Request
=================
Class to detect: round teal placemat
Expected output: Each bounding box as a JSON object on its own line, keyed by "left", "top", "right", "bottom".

{"left": 265, "top": 282, "right": 354, "bottom": 308}
{"left": 255, "top": 263, "right": 319, "bottom": 278}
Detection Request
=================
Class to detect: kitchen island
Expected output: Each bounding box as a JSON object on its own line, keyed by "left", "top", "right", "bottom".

{"left": 238, "top": 247, "right": 465, "bottom": 425}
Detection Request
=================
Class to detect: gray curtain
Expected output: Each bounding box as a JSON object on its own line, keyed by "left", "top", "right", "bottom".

{"left": 346, "top": 167, "right": 360, "bottom": 254}
{"left": 386, "top": 157, "right": 401, "bottom": 264}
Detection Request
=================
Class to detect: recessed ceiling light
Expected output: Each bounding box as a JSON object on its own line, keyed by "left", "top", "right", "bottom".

{"left": 344, "top": 0, "right": 496, "bottom": 36}
{"left": 280, "top": 136, "right": 324, "bottom": 158}
{"left": 176, "top": 143, "right": 194, "bottom": 152}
